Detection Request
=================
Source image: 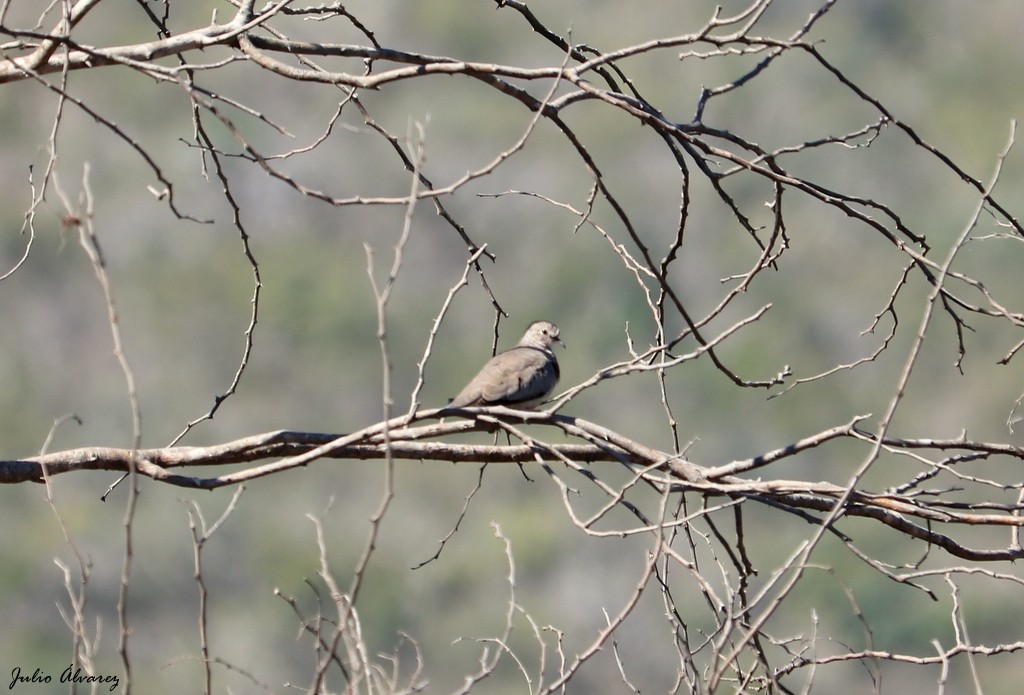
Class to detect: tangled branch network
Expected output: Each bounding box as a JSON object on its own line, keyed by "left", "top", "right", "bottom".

{"left": 3, "top": 0, "right": 1024, "bottom": 692}
{"left": 2, "top": 0, "right": 1023, "bottom": 559}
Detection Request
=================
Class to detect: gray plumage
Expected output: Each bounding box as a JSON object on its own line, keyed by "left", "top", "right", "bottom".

{"left": 447, "top": 320, "right": 565, "bottom": 410}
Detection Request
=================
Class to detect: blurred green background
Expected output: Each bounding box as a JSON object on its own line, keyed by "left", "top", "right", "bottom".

{"left": 1, "top": 1, "right": 1024, "bottom": 692}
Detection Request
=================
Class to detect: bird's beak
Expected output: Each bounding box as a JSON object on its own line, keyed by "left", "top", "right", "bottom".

{"left": 556, "top": 337, "right": 566, "bottom": 349}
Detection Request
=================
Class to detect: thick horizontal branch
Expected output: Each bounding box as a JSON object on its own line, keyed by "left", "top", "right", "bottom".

{"left": 0, "top": 429, "right": 629, "bottom": 484}
{"left": 0, "top": 10, "right": 255, "bottom": 83}
{"left": 4, "top": 408, "right": 1024, "bottom": 560}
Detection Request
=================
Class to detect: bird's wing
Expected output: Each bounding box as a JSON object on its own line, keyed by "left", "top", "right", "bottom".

{"left": 477, "top": 347, "right": 558, "bottom": 405}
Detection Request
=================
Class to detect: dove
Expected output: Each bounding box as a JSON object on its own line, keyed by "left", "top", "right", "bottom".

{"left": 447, "top": 320, "right": 565, "bottom": 410}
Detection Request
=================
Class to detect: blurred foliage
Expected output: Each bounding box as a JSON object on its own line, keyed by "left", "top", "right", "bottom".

{"left": 1, "top": 1, "right": 1023, "bottom": 693}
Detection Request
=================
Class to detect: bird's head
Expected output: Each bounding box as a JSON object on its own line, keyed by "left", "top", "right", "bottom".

{"left": 521, "top": 320, "right": 565, "bottom": 350}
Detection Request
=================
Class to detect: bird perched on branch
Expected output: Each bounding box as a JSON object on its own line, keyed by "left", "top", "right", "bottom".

{"left": 447, "top": 320, "right": 565, "bottom": 410}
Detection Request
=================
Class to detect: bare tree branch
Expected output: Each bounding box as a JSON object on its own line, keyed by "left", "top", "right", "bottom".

{"left": 3, "top": 2, "right": 1024, "bottom": 692}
